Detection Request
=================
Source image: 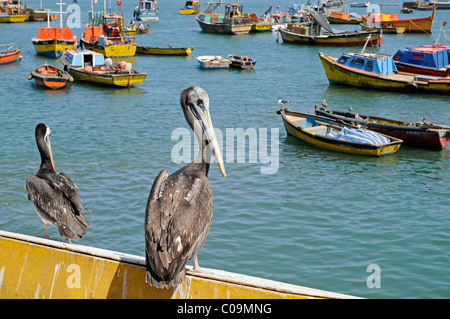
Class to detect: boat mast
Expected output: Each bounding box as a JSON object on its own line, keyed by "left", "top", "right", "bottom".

{"left": 361, "top": 34, "right": 371, "bottom": 54}
{"left": 434, "top": 21, "right": 447, "bottom": 45}
{"left": 56, "top": 1, "right": 65, "bottom": 28}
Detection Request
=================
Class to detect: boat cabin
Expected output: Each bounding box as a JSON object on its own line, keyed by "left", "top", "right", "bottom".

{"left": 139, "top": 0, "right": 157, "bottom": 11}
{"left": 336, "top": 52, "right": 397, "bottom": 76}
{"left": 393, "top": 45, "right": 450, "bottom": 70}
{"left": 63, "top": 49, "right": 105, "bottom": 69}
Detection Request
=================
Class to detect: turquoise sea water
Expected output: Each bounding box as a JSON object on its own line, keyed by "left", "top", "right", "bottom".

{"left": 1, "top": 0, "right": 449, "bottom": 298}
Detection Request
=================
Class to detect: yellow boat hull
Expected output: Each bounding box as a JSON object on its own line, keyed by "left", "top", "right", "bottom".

{"left": 32, "top": 41, "right": 75, "bottom": 58}
{"left": 180, "top": 9, "right": 200, "bottom": 15}
{"left": 68, "top": 68, "right": 147, "bottom": 87}
{"left": 83, "top": 41, "right": 137, "bottom": 58}
{"left": 0, "top": 230, "right": 357, "bottom": 299}
{"left": 0, "top": 14, "right": 28, "bottom": 23}
{"left": 319, "top": 52, "right": 450, "bottom": 94}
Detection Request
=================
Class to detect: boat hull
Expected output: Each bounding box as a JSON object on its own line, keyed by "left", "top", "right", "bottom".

{"left": 279, "top": 28, "right": 381, "bottom": 46}
{"left": 81, "top": 40, "right": 136, "bottom": 58}
{"left": 32, "top": 40, "right": 75, "bottom": 58}
{"left": 0, "top": 230, "right": 357, "bottom": 299}
{"left": 136, "top": 46, "right": 192, "bottom": 56}
{"left": 316, "top": 109, "right": 450, "bottom": 150}
{"left": 278, "top": 109, "right": 402, "bottom": 156}
{"left": 196, "top": 16, "right": 252, "bottom": 35}
{"left": 29, "top": 65, "right": 72, "bottom": 90}
{"left": 319, "top": 52, "right": 450, "bottom": 94}
{"left": 0, "top": 14, "right": 28, "bottom": 23}
{"left": 0, "top": 49, "right": 21, "bottom": 65}
{"left": 67, "top": 67, "right": 147, "bottom": 87}
{"left": 360, "top": 24, "right": 406, "bottom": 34}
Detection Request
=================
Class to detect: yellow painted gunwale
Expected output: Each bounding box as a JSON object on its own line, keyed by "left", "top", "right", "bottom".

{"left": 0, "top": 230, "right": 358, "bottom": 299}
{"left": 68, "top": 68, "right": 147, "bottom": 87}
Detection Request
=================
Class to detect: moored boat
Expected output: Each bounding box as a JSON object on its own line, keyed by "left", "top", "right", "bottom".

{"left": 226, "top": 54, "right": 256, "bottom": 70}
{"left": 180, "top": 0, "right": 200, "bottom": 15}
{"left": 318, "top": 50, "right": 450, "bottom": 94}
{"left": 315, "top": 107, "right": 450, "bottom": 150}
{"left": 277, "top": 108, "right": 402, "bottom": 156}
{"left": 0, "top": 230, "right": 358, "bottom": 299}
{"left": 134, "top": 0, "right": 159, "bottom": 21}
{"left": 27, "top": 64, "right": 73, "bottom": 90}
{"left": 195, "top": 1, "right": 252, "bottom": 35}
{"left": 196, "top": 55, "right": 231, "bottom": 69}
{"left": 0, "top": 43, "right": 22, "bottom": 65}
{"left": 81, "top": 13, "right": 137, "bottom": 58}
{"left": 362, "top": 6, "right": 436, "bottom": 33}
{"left": 26, "top": 0, "right": 58, "bottom": 21}
{"left": 0, "top": 5, "right": 28, "bottom": 23}
{"left": 327, "top": 11, "right": 362, "bottom": 24}
{"left": 31, "top": 3, "right": 76, "bottom": 58}
{"left": 136, "top": 45, "right": 193, "bottom": 56}
{"left": 279, "top": 12, "right": 381, "bottom": 46}
{"left": 360, "top": 23, "right": 406, "bottom": 34}
{"left": 62, "top": 49, "right": 147, "bottom": 87}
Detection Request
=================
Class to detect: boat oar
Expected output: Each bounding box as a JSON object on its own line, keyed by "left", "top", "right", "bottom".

{"left": 164, "top": 42, "right": 173, "bottom": 48}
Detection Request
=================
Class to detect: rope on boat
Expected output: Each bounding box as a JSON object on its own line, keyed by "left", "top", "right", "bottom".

{"left": 407, "top": 19, "right": 432, "bottom": 34}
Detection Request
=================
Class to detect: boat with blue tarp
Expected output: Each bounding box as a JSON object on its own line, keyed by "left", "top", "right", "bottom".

{"left": 277, "top": 108, "right": 402, "bottom": 156}
{"left": 319, "top": 48, "right": 450, "bottom": 94}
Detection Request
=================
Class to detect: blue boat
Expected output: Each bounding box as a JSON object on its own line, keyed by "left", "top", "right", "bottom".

{"left": 134, "top": 0, "right": 159, "bottom": 21}
{"left": 393, "top": 44, "right": 450, "bottom": 77}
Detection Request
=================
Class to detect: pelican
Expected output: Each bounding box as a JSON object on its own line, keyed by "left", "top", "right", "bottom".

{"left": 25, "top": 123, "right": 90, "bottom": 242}
{"left": 145, "top": 87, "right": 226, "bottom": 289}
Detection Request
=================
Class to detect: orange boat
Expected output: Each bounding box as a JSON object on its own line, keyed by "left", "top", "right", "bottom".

{"left": 0, "top": 43, "right": 22, "bottom": 65}
{"left": 362, "top": 7, "right": 436, "bottom": 33}
{"left": 27, "top": 64, "right": 73, "bottom": 89}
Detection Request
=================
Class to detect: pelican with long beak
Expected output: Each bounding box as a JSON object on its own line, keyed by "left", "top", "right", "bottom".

{"left": 25, "top": 123, "right": 90, "bottom": 241}
{"left": 145, "top": 87, "right": 226, "bottom": 289}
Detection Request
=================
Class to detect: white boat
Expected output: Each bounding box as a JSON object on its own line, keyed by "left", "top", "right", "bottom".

{"left": 134, "top": 0, "right": 159, "bottom": 21}
{"left": 196, "top": 55, "right": 231, "bottom": 69}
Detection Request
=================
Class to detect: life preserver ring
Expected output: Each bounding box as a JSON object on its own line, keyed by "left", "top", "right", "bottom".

{"left": 405, "top": 82, "right": 419, "bottom": 93}
{"left": 242, "top": 56, "right": 248, "bottom": 62}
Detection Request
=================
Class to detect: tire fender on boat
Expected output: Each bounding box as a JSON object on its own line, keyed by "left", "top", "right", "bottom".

{"left": 405, "top": 81, "right": 419, "bottom": 93}
{"left": 27, "top": 74, "right": 33, "bottom": 80}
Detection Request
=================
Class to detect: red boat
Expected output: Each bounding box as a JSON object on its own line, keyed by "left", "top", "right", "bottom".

{"left": 28, "top": 64, "right": 73, "bottom": 89}
{"left": 315, "top": 107, "right": 450, "bottom": 151}
{"left": 0, "top": 43, "right": 22, "bottom": 65}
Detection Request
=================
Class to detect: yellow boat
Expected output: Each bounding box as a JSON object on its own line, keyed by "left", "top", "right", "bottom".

{"left": 179, "top": 0, "right": 200, "bottom": 15}
{"left": 0, "top": 230, "right": 358, "bottom": 299}
{"left": 136, "top": 45, "right": 193, "bottom": 56}
{"left": 0, "top": 10, "right": 28, "bottom": 23}
{"left": 278, "top": 108, "right": 402, "bottom": 157}
{"left": 319, "top": 51, "right": 450, "bottom": 94}
{"left": 62, "top": 49, "right": 147, "bottom": 87}
{"left": 360, "top": 23, "right": 406, "bottom": 34}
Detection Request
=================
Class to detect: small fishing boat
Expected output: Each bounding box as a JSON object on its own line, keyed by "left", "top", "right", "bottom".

{"left": 327, "top": 11, "right": 362, "bottom": 24}
{"left": 27, "top": 64, "right": 73, "bottom": 90}
{"left": 350, "top": 1, "right": 370, "bottom": 7}
{"left": 277, "top": 108, "right": 402, "bottom": 156}
{"left": 196, "top": 1, "right": 253, "bottom": 35}
{"left": 134, "top": 0, "right": 159, "bottom": 21}
{"left": 392, "top": 23, "right": 450, "bottom": 77}
{"left": 196, "top": 55, "right": 231, "bottom": 69}
{"left": 27, "top": 0, "right": 57, "bottom": 21}
{"left": 279, "top": 12, "right": 381, "bottom": 46}
{"left": 31, "top": 3, "right": 76, "bottom": 58}
{"left": 136, "top": 45, "right": 193, "bottom": 56}
{"left": 246, "top": 4, "right": 277, "bottom": 32}
{"left": 0, "top": 43, "right": 22, "bottom": 65}
{"left": 81, "top": 13, "right": 137, "bottom": 58}
{"left": 122, "top": 23, "right": 150, "bottom": 35}
{"left": 318, "top": 49, "right": 450, "bottom": 94}
{"left": 360, "top": 23, "right": 406, "bottom": 34}
{"left": 401, "top": 7, "right": 414, "bottom": 13}
{"left": 179, "top": 0, "right": 200, "bottom": 15}
{"left": 316, "top": 107, "right": 450, "bottom": 150}
{"left": 61, "top": 49, "right": 147, "bottom": 87}
{"left": 362, "top": 6, "right": 436, "bottom": 33}
{"left": 0, "top": 3, "right": 28, "bottom": 23}
{"left": 226, "top": 54, "right": 256, "bottom": 70}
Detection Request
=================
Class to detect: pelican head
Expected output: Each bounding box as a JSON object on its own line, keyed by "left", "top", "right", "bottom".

{"left": 35, "top": 123, "right": 55, "bottom": 173}
{"left": 180, "top": 87, "right": 226, "bottom": 178}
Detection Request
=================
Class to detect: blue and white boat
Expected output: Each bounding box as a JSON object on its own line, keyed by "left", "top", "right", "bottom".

{"left": 134, "top": 0, "right": 159, "bottom": 21}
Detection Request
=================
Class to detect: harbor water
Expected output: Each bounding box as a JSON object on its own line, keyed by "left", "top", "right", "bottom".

{"left": 0, "top": 0, "right": 449, "bottom": 298}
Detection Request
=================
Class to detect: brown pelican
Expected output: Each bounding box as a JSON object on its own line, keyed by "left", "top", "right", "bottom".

{"left": 145, "top": 87, "right": 226, "bottom": 289}
{"left": 25, "top": 123, "right": 90, "bottom": 242}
